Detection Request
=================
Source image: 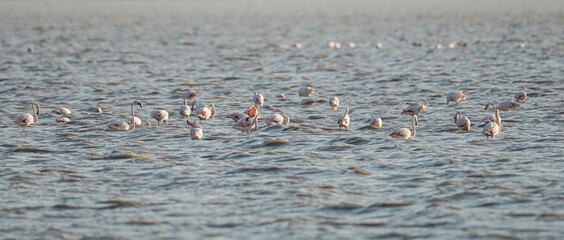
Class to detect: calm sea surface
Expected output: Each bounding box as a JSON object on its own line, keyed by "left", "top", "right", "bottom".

{"left": 1, "top": 1, "right": 564, "bottom": 239}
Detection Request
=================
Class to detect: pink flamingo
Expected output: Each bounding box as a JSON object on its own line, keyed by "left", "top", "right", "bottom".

{"left": 15, "top": 102, "right": 40, "bottom": 132}
{"left": 182, "top": 91, "right": 198, "bottom": 100}
{"left": 368, "top": 116, "right": 382, "bottom": 128}
{"left": 52, "top": 107, "right": 71, "bottom": 115}
{"left": 454, "top": 112, "right": 471, "bottom": 131}
{"left": 482, "top": 109, "right": 501, "bottom": 140}
{"left": 298, "top": 87, "right": 315, "bottom": 97}
{"left": 179, "top": 98, "right": 191, "bottom": 119}
{"left": 55, "top": 117, "right": 70, "bottom": 123}
{"left": 401, "top": 99, "right": 428, "bottom": 124}
{"left": 227, "top": 112, "right": 248, "bottom": 122}
{"left": 514, "top": 91, "right": 527, "bottom": 103}
{"left": 264, "top": 109, "right": 290, "bottom": 126}
{"left": 233, "top": 113, "right": 258, "bottom": 134}
{"left": 186, "top": 120, "right": 203, "bottom": 140}
{"left": 446, "top": 91, "right": 469, "bottom": 105}
{"left": 485, "top": 101, "right": 520, "bottom": 112}
{"left": 108, "top": 101, "right": 143, "bottom": 131}
{"left": 337, "top": 107, "right": 350, "bottom": 132}
{"left": 196, "top": 104, "right": 215, "bottom": 122}
{"left": 151, "top": 110, "right": 169, "bottom": 125}
{"left": 253, "top": 92, "right": 264, "bottom": 109}
{"left": 329, "top": 96, "right": 339, "bottom": 110}
{"left": 126, "top": 116, "right": 151, "bottom": 126}
{"left": 389, "top": 115, "right": 417, "bottom": 139}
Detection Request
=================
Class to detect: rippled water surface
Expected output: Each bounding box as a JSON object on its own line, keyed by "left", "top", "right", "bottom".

{"left": 1, "top": 0, "right": 564, "bottom": 239}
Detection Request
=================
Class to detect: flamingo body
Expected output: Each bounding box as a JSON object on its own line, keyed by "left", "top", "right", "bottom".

{"left": 253, "top": 92, "right": 264, "bottom": 109}
{"left": 179, "top": 103, "right": 191, "bottom": 119}
{"left": 454, "top": 112, "right": 471, "bottom": 131}
{"left": 56, "top": 117, "right": 71, "bottom": 123}
{"left": 228, "top": 112, "right": 248, "bottom": 122}
{"left": 183, "top": 91, "right": 198, "bottom": 100}
{"left": 196, "top": 105, "right": 215, "bottom": 122}
{"left": 108, "top": 101, "right": 143, "bottom": 131}
{"left": 187, "top": 120, "right": 203, "bottom": 140}
{"left": 446, "top": 91, "right": 468, "bottom": 105}
{"left": 482, "top": 109, "right": 501, "bottom": 140}
{"left": 126, "top": 116, "right": 142, "bottom": 126}
{"left": 298, "top": 87, "right": 315, "bottom": 97}
{"left": 514, "top": 91, "right": 527, "bottom": 103}
{"left": 402, "top": 99, "right": 428, "bottom": 121}
{"left": 265, "top": 110, "right": 290, "bottom": 126}
{"left": 233, "top": 113, "right": 258, "bottom": 134}
{"left": 301, "top": 98, "right": 316, "bottom": 105}
{"left": 151, "top": 110, "right": 169, "bottom": 125}
{"left": 329, "top": 97, "right": 339, "bottom": 111}
{"left": 390, "top": 115, "right": 417, "bottom": 140}
{"left": 369, "top": 116, "right": 382, "bottom": 128}
{"left": 53, "top": 107, "right": 71, "bottom": 115}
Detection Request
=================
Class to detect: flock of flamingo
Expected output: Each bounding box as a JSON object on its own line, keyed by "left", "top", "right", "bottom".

{"left": 14, "top": 87, "right": 527, "bottom": 141}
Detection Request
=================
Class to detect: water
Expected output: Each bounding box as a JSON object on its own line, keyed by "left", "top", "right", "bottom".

{"left": 1, "top": 0, "right": 564, "bottom": 239}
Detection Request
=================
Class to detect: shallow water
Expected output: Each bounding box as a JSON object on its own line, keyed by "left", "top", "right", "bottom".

{"left": 1, "top": 0, "right": 564, "bottom": 239}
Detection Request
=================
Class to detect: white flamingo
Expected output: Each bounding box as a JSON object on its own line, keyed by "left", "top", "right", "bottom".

{"left": 402, "top": 98, "right": 428, "bottom": 124}
{"left": 233, "top": 113, "right": 258, "bottom": 134}
{"left": 298, "top": 87, "right": 315, "bottom": 97}
{"left": 151, "top": 110, "right": 169, "bottom": 125}
{"left": 55, "top": 117, "right": 70, "bottom": 123}
{"left": 485, "top": 101, "right": 520, "bottom": 112}
{"left": 368, "top": 116, "right": 382, "bottom": 128}
{"left": 483, "top": 109, "right": 501, "bottom": 140}
{"left": 329, "top": 97, "right": 339, "bottom": 111}
{"left": 179, "top": 98, "right": 191, "bottom": 119}
{"left": 52, "top": 107, "right": 71, "bottom": 115}
{"left": 389, "top": 115, "right": 417, "bottom": 140}
{"left": 186, "top": 120, "right": 203, "bottom": 140}
{"left": 264, "top": 109, "right": 290, "bottom": 126}
{"left": 446, "top": 91, "right": 469, "bottom": 105}
{"left": 182, "top": 90, "right": 198, "bottom": 100}
{"left": 108, "top": 101, "right": 143, "bottom": 131}
{"left": 514, "top": 91, "right": 527, "bottom": 103}
{"left": 253, "top": 92, "right": 264, "bottom": 109}
{"left": 15, "top": 102, "right": 40, "bottom": 132}
{"left": 454, "top": 112, "right": 471, "bottom": 131}
{"left": 196, "top": 104, "right": 215, "bottom": 122}
{"left": 337, "top": 107, "right": 350, "bottom": 132}
{"left": 126, "top": 116, "right": 151, "bottom": 126}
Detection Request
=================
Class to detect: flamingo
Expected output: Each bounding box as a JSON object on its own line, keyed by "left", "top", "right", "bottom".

{"left": 264, "top": 109, "right": 290, "bottom": 126}
{"left": 15, "top": 102, "right": 40, "bottom": 132}
{"left": 337, "top": 107, "right": 350, "bottom": 133}
{"left": 368, "top": 116, "right": 382, "bottom": 128}
{"left": 179, "top": 98, "right": 191, "bottom": 119}
{"left": 446, "top": 91, "right": 469, "bottom": 105}
{"left": 253, "top": 92, "right": 264, "bottom": 109}
{"left": 186, "top": 120, "right": 203, "bottom": 140}
{"left": 376, "top": 42, "right": 383, "bottom": 49}
{"left": 389, "top": 115, "right": 417, "bottom": 140}
{"left": 182, "top": 90, "right": 198, "bottom": 100}
{"left": 196, "top": 104, "right": 215, "bottom": 122}
{"left": 151, "top": 110, "right": 169, "bottom": 125}
{"left": 454, "top": 112, "right": 471, "bottom": 131}
{"left": 126, "top": 116, "right": 151, "bottom": 126}
{"left": 329, "top": 96, "right": 339, "bottom": 111}
{"left": 55, "top": 117, "right": 70, "bottom": 123}
{"left": 401, "top": 98, "right": 428, "bottom": 124}
{"left": 485, "top": 101, "right": 520, "bottom": 112}
{"left": 227, "top": 112, "right": 248, "bottom": 122}
{"left": 301, "top": 98, "right": 316, "bottom": 105}
{"left": 52, "top": 107, "right": 71, "bottom": 115}
{"left": 482, "top": 109, "right": 501, "bottom": 140}
{"left": 298, "top": 87, "right": 315, "bottom": 97}
{"left": 108, "top": 101, "right": 143, "bottom": 131}
{"left": 515, "top": 91, "right": 527, "bottom": 103}
{"left": 233, "top": 113, "right": 258, "bottom": 134}
{"left": 245, "top": 104, "right": 260, "bottom": 119}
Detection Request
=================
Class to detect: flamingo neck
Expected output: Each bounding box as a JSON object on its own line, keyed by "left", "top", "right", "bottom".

{"left": 129, "top": 103, "right": 136, "bottom": 131}
{"left": 411, "top": 116, "right": 417, "bottom": 139}
{"left": 495, "top": 109, "right": 501, "bottom": 128}
{"left": 32, "top": 103, "right": 39, "bottom": 124}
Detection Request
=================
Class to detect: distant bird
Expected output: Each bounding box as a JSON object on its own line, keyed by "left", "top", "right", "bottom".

{"left": 179, "top": 98, "right": 191, "bottom": 119}
{"left": 253, "top": 92, "right": 264, "bottom": 109}
{"left": 446, "top": 91, "right": 469, "bottom": 105}
{"left": 301, "top": 98, "right": 316, "bottom": 105}
{"left": 55, "top": 117, "right": 71, "bottom": 123}
{"left": 89, "top": 107, "right": 102, "bottom": 113}
{"left": 483, "top": 109, "right": 501, "bottom": 140}
{"left": 276, "top": 94, "right": 286, "bottom": 99}
{"left": 52, "top": 107, "right": 71, "bottom": 115}
{"left": 298, "top": 87, "right": 315, "bottom": 97}
{"left": 389, "top": 115, "right": 417, "bottom": 140}
{"left": 448, "top": 42, "right": 456, "bottom": 48}
{"left": 15, "top": 102, "right": 40, "bottom": 132}
{"left": 337, "top": 107, "right": 350, "bottom": 133}
{"left": 402, "top": 99, "right": 428, "bottom": 124}
{"left": 182, "top": 91, "right": 198, "bottom": 100}
{"left": 233, "top": 113, "right": 258, "bottom": 134}
{"left": 514, "top": 91, "right": 527, "bottom": 103}
{"left": 264, "top": 109, "right": 290, "bottom": 126}
{"left": 329, "top": 97, "right": 339, "bottom": 111}
{"left": 454, "top": 112, "right": 471, "bottom": 131}
{"left": 376, "top": 42, "right": 383, "bottom": 49}
{"left": 151, "top": 110, "right": 169, "bottom": 125}
{"left": 348, "top": 42, "right": 356, "bottom": 48}
{"left": 435, "top": 44, "right": 442, "bottom": 49}
{"left": 186, "top": 120, "right": 203, "bottom": 140}
{"left": 108, "top": 101, "right": 143, "bottom": 131}
{"left": 485, "top": 101, "right": 520, "bottom": 112}
{"left": 368, "top": 116, "right": 382, "bottom": 128}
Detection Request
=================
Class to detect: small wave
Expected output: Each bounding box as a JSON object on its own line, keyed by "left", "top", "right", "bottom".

{"left": 13, "top": 147, "right": 51, "bottom": 153}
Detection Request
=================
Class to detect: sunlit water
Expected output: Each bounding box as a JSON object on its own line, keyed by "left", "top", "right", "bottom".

{"left": 1, "top": 1, "right": 564, "bottom": 239}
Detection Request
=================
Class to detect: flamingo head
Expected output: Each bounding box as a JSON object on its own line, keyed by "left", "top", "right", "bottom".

{"left": 461, "top": 92, "right": 468, "bottom": 99}
{"left": 35, "top": 103, "right": 41, "bottom": 114}
{"left": 134, "top": 101, "right": 143, "bottom": 108}
{"left": 191, "top": 101, "right": 199, "bottom": 111}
